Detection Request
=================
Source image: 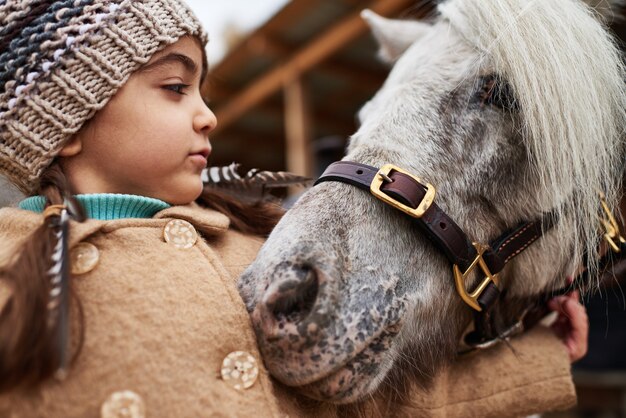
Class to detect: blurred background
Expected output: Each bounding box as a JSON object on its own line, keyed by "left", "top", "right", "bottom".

{"left": 1, "top": 1, "right": 625, "bottom": 416}
{"left": 198, "top": 0, "right": 429, "bottom": 180}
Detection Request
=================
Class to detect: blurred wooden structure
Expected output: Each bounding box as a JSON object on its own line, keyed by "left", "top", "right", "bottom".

{"left": 206, "top": 0, "right": 626, "bottom": 179}
{"left": 205, "top": 0, "right": 434, "bottom": 177}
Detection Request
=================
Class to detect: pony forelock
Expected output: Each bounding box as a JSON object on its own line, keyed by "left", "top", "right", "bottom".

{"left": 440, "top": 0, "right": 626, "bottom": 283}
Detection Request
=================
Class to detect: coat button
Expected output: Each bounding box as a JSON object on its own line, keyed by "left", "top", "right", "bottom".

{"left": 100, "top": 390, "right": 145, "bottom": 418}
{"left": 70, "top": 242, "right": 100, "bottom": 275}
{"left": 163, "top": 219, "right": 198, "bottom": 249}
{"left": 221, "top": 351, "right": 259, "bottom": 390}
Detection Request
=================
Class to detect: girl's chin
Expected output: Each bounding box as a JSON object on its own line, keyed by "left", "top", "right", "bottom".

{"left": 157, "top": 179, "right": 204, "bottom": 206}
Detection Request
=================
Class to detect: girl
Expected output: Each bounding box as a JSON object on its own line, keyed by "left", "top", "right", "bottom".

{"left": 0, "top": 0, "right": 586, "bottom": 416}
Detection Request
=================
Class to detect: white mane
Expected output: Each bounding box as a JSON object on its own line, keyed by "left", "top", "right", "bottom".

{"left": 440, "top": 0, "right": 626, "bottom": 280}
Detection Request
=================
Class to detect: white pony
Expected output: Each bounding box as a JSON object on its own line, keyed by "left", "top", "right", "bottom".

{"left": 240, "top": 0, "right": 626, "bottom": 405}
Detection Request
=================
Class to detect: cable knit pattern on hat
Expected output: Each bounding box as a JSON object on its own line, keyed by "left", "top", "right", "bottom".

{"left": 0, "top": 0, "right": 207, "bottom": 194}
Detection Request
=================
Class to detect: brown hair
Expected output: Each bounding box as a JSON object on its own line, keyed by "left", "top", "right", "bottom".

{"left": 195, "top": 187, "right": 284, "bottom": 236}
{"left": 0, "top": 165, "right": 283, "bottom": 392}
{"left": 0, "top": 164, "right": 85, "bottom": 391}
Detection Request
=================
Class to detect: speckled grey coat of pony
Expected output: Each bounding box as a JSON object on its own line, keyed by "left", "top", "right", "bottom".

{"left": 239, "top": 0, "right": 626, "bottom": 404}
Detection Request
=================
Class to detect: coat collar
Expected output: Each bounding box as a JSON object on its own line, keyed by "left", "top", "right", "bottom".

{"left": 154, "top": 204, "right": 230, "bottom": 234}
{"left": 0, "top": 203, "right": 230, "bottom": 250}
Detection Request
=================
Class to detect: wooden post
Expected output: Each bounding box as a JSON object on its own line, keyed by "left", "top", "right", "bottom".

{"left": 213, "top": 0, "right": 415, "bottom": 134}
{"left": 284, "top": 77, "right": 313, "bottom": 177}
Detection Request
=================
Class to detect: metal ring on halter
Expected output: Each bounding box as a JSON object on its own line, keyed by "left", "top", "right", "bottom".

{"left": 43, "top": 205, "right": 67, "bottom": 219}
{"left": 458, "top": 311, "right": 527, "bottom": 354}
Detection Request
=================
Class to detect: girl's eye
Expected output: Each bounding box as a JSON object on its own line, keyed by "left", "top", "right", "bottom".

{"left": 163, "top": 83, "right": 190, "bottom": 95}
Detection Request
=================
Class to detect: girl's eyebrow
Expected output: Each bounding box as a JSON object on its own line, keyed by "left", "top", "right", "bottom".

{"left": 139, "top": 52, "right": 199, "bottom": 76}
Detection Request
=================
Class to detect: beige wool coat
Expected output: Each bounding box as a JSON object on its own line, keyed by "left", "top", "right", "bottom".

{"left": 0, "top": 204, "right": 576, "bottom": 417}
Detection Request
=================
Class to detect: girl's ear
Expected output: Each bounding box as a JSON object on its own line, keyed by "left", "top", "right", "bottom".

{"left": 58, "top": 135, "right": 83, "bottom": 157}
{"left": 361, "top": 9, "right": 432, "bottom": 63}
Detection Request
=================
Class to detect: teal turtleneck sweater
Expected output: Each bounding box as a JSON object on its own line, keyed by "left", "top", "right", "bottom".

{"left": 19, "top": 194, "right": 171, "bottom": 221}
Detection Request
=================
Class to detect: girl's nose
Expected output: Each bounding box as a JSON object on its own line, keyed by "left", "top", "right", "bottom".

{"left": 194, "top": 99, "right": 217, "bottom": 134}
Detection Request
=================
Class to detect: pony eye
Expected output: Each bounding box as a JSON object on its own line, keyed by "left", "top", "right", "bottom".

{"left": 477, "top": 75, "right": 518, "bottom": 111}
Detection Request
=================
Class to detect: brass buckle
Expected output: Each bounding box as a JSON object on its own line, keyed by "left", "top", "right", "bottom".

{"left": 370, "top": 164, "right": 436, "bottom": 218}
{"left": 453, "top": 243, "right": 500, "bottom": 312}
{"left": 599, "top": 192, "right": 625, "bottom": 253}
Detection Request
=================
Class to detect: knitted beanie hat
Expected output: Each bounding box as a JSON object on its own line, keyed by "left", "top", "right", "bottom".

{"left": 0, "top": 0, "right": 207, "bottom": 194}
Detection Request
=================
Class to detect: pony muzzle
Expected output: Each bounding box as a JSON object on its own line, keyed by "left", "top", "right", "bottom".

{"left": 254, "top": 264, "right": 323, "bottom": 340}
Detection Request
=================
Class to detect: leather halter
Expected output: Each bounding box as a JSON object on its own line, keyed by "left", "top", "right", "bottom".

{"left": 314, "top": 161, "right": 625, "bottom": 348}
{"left": 315, "top": 161, "right": 557, "bottom": 311}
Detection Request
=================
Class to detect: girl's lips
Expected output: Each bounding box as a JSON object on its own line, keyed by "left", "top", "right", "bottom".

{"left": 188, "top": 153, "right": 208, "bottom": 168}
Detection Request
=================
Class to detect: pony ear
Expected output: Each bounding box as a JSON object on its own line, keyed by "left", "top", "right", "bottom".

{"left": 361, "top": 9, "right": 431, "bottom": 63}
{"left": 583, "top": 0, "right": 624, "bottom": 23}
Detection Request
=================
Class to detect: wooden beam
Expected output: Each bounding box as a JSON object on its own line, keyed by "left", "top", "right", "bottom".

{"left": 284, "top": 77, "right": 313, "bottom": 176}
{"left": 211, "top": 1, "right": 318, "bottom": 76}
{"left": 214, "top": 0, "right": 415, "bottom": 135}
{"left": 317, "top": 60, "right": 386, "bottom": 91}
{"left": 247, "top": 102, "right": 357, "bottom": 138}
{"left": 205, "top": 82, "right": 235, "bottom": 102}
{"left": 243, "top": 35, "right": 292, "bottom": 60}
{"left": 208, "top": 38, "right": 290, "bottom": 102}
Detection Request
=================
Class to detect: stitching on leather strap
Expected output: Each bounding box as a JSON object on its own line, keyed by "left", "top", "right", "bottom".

{"left": 497, "top": 222, "right": 535, "bottom": 252}
{"left": 503, "top": 233, "right": 539, "bottom": 264}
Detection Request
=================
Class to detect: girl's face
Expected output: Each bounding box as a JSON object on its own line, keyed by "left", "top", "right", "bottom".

{"left": 59, "top": 37, "right": 216, "bottom": 205}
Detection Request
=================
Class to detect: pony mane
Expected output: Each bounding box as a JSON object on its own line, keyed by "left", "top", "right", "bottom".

{"left": 439, "top": 0, "right": 626, "bottom": 282}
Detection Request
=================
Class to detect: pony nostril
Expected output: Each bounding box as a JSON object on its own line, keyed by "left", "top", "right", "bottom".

{"left": 269, "top": 267, "right": 319, "bottom": 324}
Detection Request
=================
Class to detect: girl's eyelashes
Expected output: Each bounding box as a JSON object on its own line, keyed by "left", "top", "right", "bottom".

{"left": 162, "top": 83, "right": 191, "bottom": 95}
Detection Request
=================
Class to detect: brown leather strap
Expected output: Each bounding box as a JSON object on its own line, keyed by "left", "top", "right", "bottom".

{"left": 489, "top": 218, "right": 556, "bottom": 266}
{"left": 382, "top": 173, "right": 479, "bottom": 270}
{"left": 316, "top": 161, "right": 479, "bottom": 270}
{"left": 315, "top": 161, "right": 555, "bottom": 312}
